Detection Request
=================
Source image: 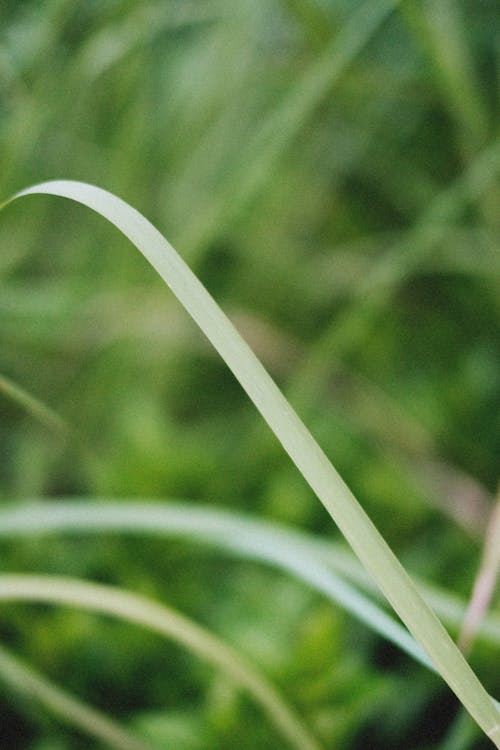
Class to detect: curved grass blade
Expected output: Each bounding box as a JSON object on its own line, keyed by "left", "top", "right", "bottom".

{"left": 0, "top": 644, "right": 153, "bottom": 750}
{"left": 0, "top": 575, "right": 321, "bottom": 750}
{"left": 1, "top": 500, "right": 498, "bottom": 710}
{"left": 2, "top": 181, "right": 499, "bottom": 745}
{"left": 0, "top": 499, "right": 432, "bottom": 670}
{"left": 2, "top": 499, "right": 499, "bottom": 666}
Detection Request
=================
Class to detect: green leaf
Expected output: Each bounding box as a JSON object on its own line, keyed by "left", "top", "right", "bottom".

{"left": 0, "top": 574, "right": 321, "bottom": 750}
{"left": 2, "top": 180, "right": 499, "bottom": 746}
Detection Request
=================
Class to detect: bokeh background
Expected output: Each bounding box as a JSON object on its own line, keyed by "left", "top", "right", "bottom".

{"left": 1, "top": 0, "right": 499, "bottom": 748}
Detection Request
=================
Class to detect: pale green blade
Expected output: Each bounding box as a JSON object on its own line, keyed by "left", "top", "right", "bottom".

{"left": 1, "top": 500, "right": 499, "bottom": 651}
{"left": 0, "top": 499, "right": 433, "bottom": 670}
{"left": 2, "top": 181, "right": 499, "bottom": 745}
{"left": 0, "top": 575, "right": 321, "bottom": 750}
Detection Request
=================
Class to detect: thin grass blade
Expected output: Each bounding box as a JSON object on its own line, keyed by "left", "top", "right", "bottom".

{"left": 0, "top": 644, "right": 153, "bottom": 750}
{"left": 2, "top": 181, "right": 499, "bottom": 745}
{"left": 0, "top": 499, "right": 432, "bottom": 670}
{"left": 0, "top": 372, "right": 68, "bottom": 436}
{"left": 0, "top": 575, "right": 321, "bottom": 750}
{"left": 459, "top": 489, "right": 500, "bottom": 654}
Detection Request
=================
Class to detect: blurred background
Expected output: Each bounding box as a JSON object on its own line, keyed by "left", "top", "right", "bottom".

{"left": 0, "top": 0, "right": 499, "bottom": 748}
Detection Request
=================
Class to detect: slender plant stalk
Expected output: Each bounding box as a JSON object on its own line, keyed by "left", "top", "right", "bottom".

{"left": 459, "top": 489, "right": 500, "bottom": 654}
{"left": 0, "top": 575, "right": 321, "bottom": 750}
{"left": 178, "top": 0, "right": 403, "bottom": 256}
{"left": 400, "top": 0, "right": 488, "bottom": 156}
{"left": 0, "top": 644, "right": 153, "bottom": 750}
{"left": 0, "top": 372, "right": 68, "bottom": 436}
{"left": 286, "top": 135, "right": 500, "bottom": 415}
{"left": 1, "top": 182, "right": 499, "bottom": 746}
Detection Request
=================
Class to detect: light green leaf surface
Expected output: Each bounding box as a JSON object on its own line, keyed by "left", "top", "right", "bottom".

{"left": 0, "top": 575, "right": 321, "bottom": 750}
{"left": 0, "top": 499, "right": 432, "bottom": 670}
{"left": 2, "top": 181, "right": 499, "bottom": 746}
{"left": 2, "top": 499, "right": 499, "bottom": 664}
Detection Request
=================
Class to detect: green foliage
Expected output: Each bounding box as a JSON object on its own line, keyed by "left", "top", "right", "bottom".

{"left": 0, "top": 1, "right": 499, "bottom": 748}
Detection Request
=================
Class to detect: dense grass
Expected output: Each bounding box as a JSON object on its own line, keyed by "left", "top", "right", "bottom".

{"left": 0, "top": 1, "right": 499, "bottom": 748}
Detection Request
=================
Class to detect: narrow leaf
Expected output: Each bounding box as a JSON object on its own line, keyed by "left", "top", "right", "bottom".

{"left": 2, "top": 181, "right": 499, "bottom": 745}
{"left": 0, "top": 644, "right": 153, "bottom": 750}
{"left": 0, "top": 372, "right": 68, "bottom": 436}
{"left": 0, "top": 499, "right": 433, "bottom": 670}
{"left": 0, "top": 574, "right": 322, "bottom": 750}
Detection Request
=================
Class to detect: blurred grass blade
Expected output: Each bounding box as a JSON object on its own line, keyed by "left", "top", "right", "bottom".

{"left": 2, "top": 499, "right": 499, "bottom": 665}
{"left": 459, "top": 489, "right": 500, "bottom": 654}
{"left": 1, "top": 500, "right": 499, "bottom": 705}
{"left": 0, "top": 644, "right": 153, "bottom": 750}
{"left": 2, "top": 181, "right": 499, "bottom": 745}
{"left": 285, "top": 134, "right": 500, "bottom": 417}
{"left": 180, "top": 0, "right": 402, "bottom": 255}
{"left": 0, "top": 372, "right": 68, "bottom": 436}
{"left": 357, "top": 134, "right": 500, "bottom": 295}
{"left": 0, "top": 499, "right": 432, "bottom": 670}
{"left": 73, "top": 3, "right": 219, "bottom": 82}
{"left": 400, "top": 0, "right": 488, "bottom": 155}
{"left": 0, "top": 574, "right": 322, "bottom": 750}
{"left": 441, "top": 709, "right": 480, "bottom": 750}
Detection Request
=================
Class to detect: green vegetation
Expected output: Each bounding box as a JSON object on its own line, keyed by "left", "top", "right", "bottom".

{"left": 1, "top": 1, "right": 499, "bottom": 748}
